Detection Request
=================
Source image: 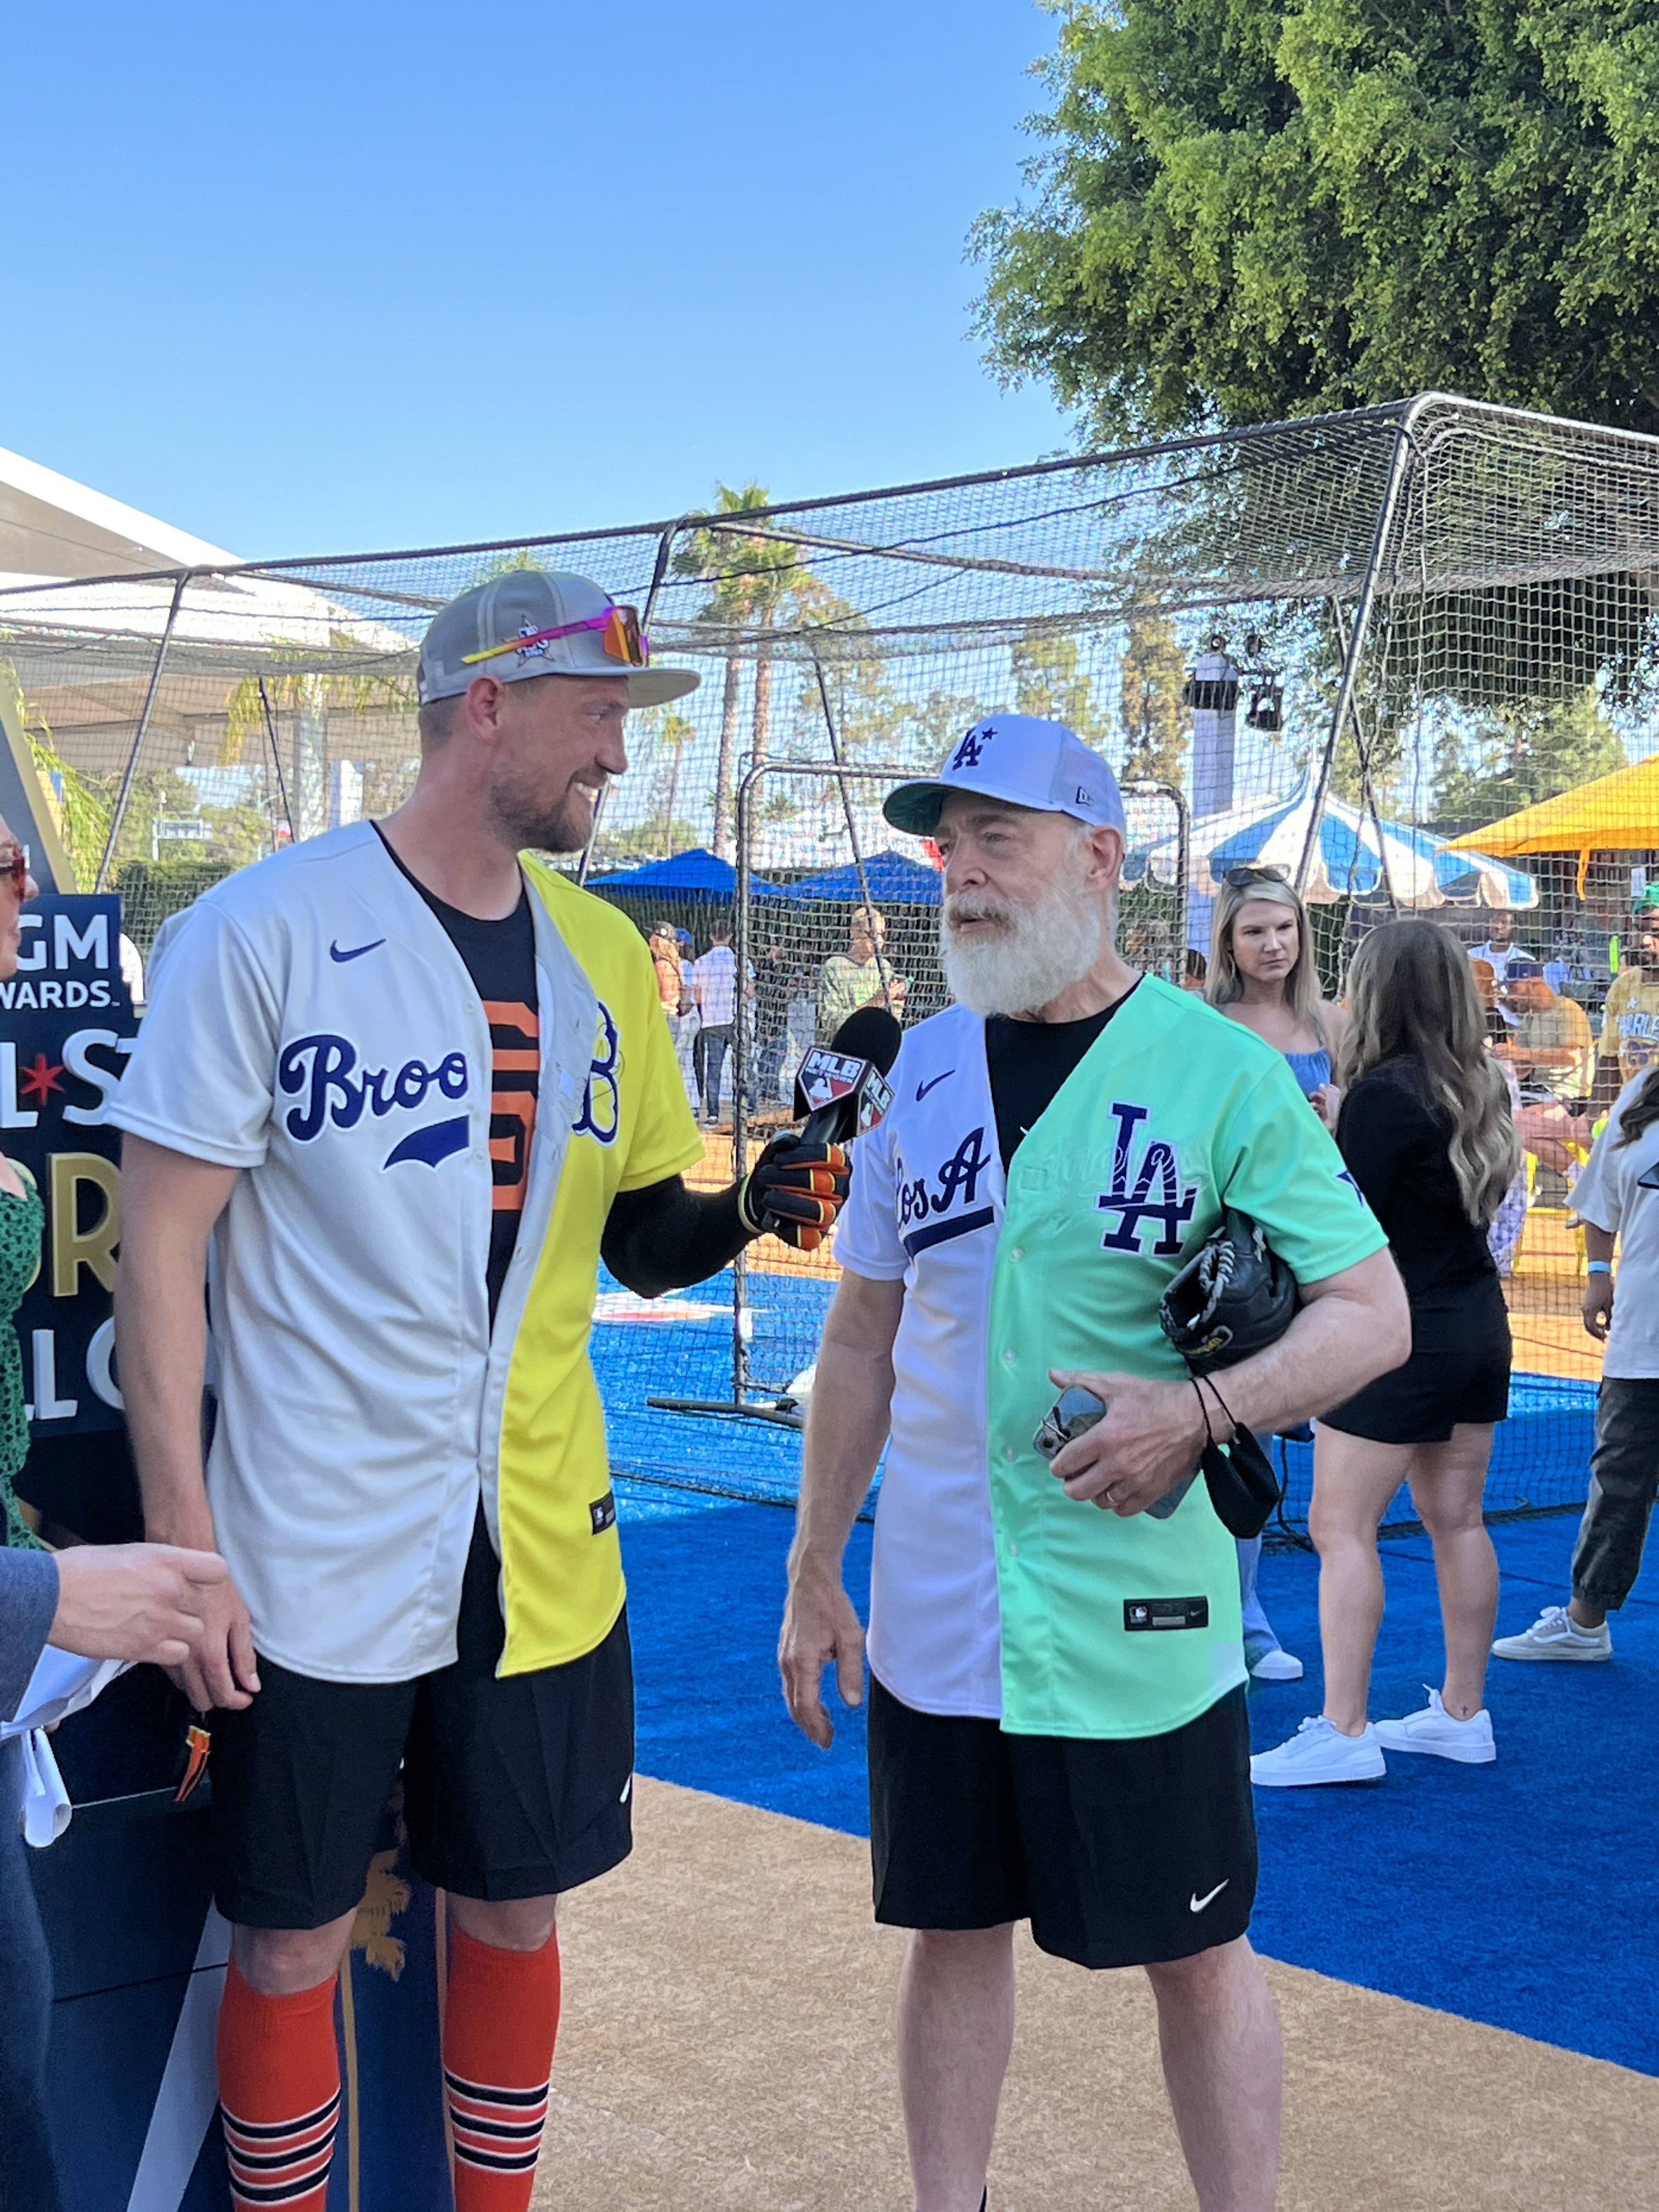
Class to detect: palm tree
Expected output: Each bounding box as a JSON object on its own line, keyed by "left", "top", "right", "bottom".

{"left": 672, "top": 483, "right": 837, "bottom": 856}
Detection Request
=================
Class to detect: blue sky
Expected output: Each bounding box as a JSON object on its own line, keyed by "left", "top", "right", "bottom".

{"left": 2, "top": 2, "right": 1071, "bottom": 562}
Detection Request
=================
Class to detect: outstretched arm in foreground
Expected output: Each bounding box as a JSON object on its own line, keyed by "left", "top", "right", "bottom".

{"left": 778, "top": 1269, "right": 904, "bottom": 1747}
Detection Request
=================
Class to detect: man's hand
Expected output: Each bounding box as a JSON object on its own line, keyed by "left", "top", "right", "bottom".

{"left": 48, "top": 1542, "right": 232, "bottom": 1672}
{"left": 1046, "top": 1369, "right": 1209, "bottom": 1515}
{"left": 167, "top": 1566, "right": 261, "bottom": 1713}
{"left": 779, "top": 1560, "right": 865, "bottom": 1747}
{"left": 1582, "top": 1274, "right": 1615, "bottom": 1342}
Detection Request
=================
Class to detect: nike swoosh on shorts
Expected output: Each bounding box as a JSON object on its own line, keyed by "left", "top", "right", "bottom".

{"left": 330, "top": 938, "right": 386, "bottom": 962}
{"left": 1189, "top": 1880, "right": 1229, "bottom": 1913}
{"left": 915, "top": 1070, "right": 955, "bottom": 1100}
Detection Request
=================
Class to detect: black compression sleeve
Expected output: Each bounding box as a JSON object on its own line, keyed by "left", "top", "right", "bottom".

{"left": 600, "top": 1175, "right": 751, "bottom": 1300}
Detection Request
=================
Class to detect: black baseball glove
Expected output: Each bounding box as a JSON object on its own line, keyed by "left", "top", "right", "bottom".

{"left": 1159, "top": 1208, "right": 1299, "bottom": 1539}
{"left": 737, "top": 1136, "right": 851, "bottom": 1253}
{"left": 1160, "top": 1207, "right": 1299, "bottom": 1374}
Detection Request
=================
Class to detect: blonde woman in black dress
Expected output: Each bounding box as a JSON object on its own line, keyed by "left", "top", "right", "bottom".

{"left": 1252, "top": 920, "right": 1520, "bottom": 1786}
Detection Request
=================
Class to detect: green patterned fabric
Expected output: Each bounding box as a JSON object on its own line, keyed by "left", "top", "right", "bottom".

{"left": 0, "top": 1181, "right": 46, "bottom": 1550}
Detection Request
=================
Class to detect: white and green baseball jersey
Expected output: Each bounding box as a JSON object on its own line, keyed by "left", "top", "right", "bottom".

{"left": 837, "top": 975, "right": 1386, "bottom": 1741}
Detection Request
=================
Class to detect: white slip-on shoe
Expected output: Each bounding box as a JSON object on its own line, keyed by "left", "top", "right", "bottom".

{"left": 1250, "top": 1716, "right": 1387, "bottom": 1787}
{"left": 1249, "top": 1648, "right": 1305, "bottom": 1683}
{"left": 1491, "top": 1605, "right": 1612, "bottom": 1662}
{"left": 1374, "top": 1686, "right": 1496, "bottom": 1764}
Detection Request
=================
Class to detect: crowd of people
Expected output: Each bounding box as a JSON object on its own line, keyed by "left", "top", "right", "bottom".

{"left": 1, "top": 620, "right": 1652, "bottom": 2212}
{"left": 647, "top": 902, "right": 909, "bottom": 1127}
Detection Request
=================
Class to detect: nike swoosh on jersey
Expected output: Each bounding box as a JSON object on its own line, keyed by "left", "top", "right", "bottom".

{"left": 383, "top": 1115, "right": 470, "bottom": 1170}
{"left": 915, "top": 1069, "right": 955, "bottom": 1100}
{"left": 330, "top": 937, "right": 386, "bottom": 962}
{"left": 1189, "top": 1880, "right": 1229, "bottom": 1913}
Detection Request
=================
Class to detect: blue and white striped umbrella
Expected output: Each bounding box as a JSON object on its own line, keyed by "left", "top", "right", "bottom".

{"left": 1131, "top": 772, "right": 1538, "bottom": 909}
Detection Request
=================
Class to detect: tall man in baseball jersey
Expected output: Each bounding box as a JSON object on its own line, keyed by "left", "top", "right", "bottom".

{"left": 111, "top": 572, "right": 849, "bottom": 2212}
{"left": 779, "top": 716, "right": 1408, "bottom": 2212}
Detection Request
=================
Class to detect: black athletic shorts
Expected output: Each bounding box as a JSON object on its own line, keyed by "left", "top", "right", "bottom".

{"left": 1321, "top": 1279, "right": 1511, "bottom": 1444}
{"left": 209, "top": 1513, "right": 634, "bottom": 1929}
{"left": 868, "top": 1675, "right": 1255, "bottom": 1969}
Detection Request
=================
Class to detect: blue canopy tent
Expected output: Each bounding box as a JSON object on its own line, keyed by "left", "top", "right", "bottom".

{"left": 587, "top": 847, "right": 787, "bottom": 901}
{"left": 771, "top": 849, "right": 943, "bottom": 906}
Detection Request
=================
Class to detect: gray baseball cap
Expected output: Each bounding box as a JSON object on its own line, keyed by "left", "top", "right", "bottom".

{"left": 883, "top": 714, "right": 1126, "bottom": 837}
{"left": 416, "top": 568, "right": 699, "bottom": 709}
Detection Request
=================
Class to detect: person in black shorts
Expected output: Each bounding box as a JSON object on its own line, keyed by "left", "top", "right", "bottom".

{"left": 1253, "top": 919, "right": 1522, "bottom": 1787}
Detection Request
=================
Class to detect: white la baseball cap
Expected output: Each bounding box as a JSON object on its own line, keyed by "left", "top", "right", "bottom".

{"left": 883, "top": 715, "right": 1127, "bottom": 838}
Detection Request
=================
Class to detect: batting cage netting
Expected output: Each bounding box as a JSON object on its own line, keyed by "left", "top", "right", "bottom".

{"left": 5, "top": 389, "right": 1658, "bottom": 1534}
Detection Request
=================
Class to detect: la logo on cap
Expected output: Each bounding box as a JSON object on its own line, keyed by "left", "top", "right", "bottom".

{"left": 950, "top": 723, "right": 996, "bottom": 771}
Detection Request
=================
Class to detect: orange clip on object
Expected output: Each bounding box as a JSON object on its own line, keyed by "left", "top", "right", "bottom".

{"left": 175, "top": 1720, "right": 212, "bottom": 1805}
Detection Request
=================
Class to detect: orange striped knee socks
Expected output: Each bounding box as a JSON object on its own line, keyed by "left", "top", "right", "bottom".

{"left": 444, "top": 1922, "right": 562, "bottom": 2211}
{"left": 216, "top": 1961, "right": 340, "bottom": 2211}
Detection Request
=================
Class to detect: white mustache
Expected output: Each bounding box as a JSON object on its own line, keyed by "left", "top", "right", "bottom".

{"left": 943, "top": 893, "right": 1016, "bottom": 929}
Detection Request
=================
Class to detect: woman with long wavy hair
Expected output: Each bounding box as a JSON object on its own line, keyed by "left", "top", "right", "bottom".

{"left": 1251, "top": 919, "right": 1521, "bottom": 1787}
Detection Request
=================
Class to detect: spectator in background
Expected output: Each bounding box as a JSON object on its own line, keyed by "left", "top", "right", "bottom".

{"left": 816, "top": 905, "right": 905, "bottom": 1039}
{"left": 647, "top": 917, "right": 688, "bottom": 1019}
{"left": 1469, "top": 958, "right": 1510, "bottom": 1046}
{"left": 1497, "top": 961, "right": 1596, "bottom": 1177}
{"left": 1469, "top": 910, "right": 1535, "bottom": 1023}
{"left": 1493, "top": 1059, "right": 1659, "bottom": 1664}
{"left": 749, "top": 936, "right": 796, "bottom": 1114}
{"left": 1181, "top": 947, "right": 1208, "bottom": 994}
{"left": 691, "top": 920, "right": 742, "bottom": 1126}
{"left": 1206, "top": 865, "right": 1350, "bottom": 1684}
{"left": 1594, "top": 887, "right": 1659, "bottom": 1106}
{"left": 1205, "top": 865, "right": 1347, "bottom": 1127}
{"left": 1252, "top": 921, "right": 1520, "bottom": 1786}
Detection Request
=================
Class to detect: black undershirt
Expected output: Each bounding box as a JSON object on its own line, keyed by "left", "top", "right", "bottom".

{"left": 374, "top": 827, "right": 753, "bottom": 1308}
{"left": 376, "top": 830, "right": 539, "bottom": 1323}
{"left": 985, "top": 979, "right": 1142, "bottom": 1172}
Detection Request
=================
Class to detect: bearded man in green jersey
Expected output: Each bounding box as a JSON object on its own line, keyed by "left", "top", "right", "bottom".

{"left": 779, "top": 717, "right": 1409, "bottom": 2212}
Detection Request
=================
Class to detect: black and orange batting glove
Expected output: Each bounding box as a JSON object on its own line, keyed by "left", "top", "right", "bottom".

{"left": 738, "top": 1136, "right": 852, "bottom": 1253}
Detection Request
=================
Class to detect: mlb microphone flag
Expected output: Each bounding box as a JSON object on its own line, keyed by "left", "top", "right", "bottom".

{"left": 794, "top": 1046, "right": 894, "bottom": 1138}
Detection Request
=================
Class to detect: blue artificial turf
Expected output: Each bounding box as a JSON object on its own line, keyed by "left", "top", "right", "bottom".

{"left": 618, "top": 1482, "right": 1659, "bottom": 2076}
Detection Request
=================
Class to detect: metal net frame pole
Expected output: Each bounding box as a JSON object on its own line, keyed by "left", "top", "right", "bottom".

{"left": 577, "top": 518, "right": 689, "bottom": 889}
{"left": 732, "top": 755, "right": 926, "bottom": 1412}
{"left": 1294, "top": 421, "right": 1420, "bottom": 897}
{"left": 1122, "top": 779, "right": 1188, "bottom": 978}
{"left": 94, "top": 568, "right": 189, "bottom": 892}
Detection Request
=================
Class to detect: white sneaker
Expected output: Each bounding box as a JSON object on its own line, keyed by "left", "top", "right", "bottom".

{"left": 1250, "top": 1716, "right": 1386, "bottom": 1787}
{"left": 1491, "top": 1605, "right": 1612, "bottom": 1663}
{"left": 1249, "top": 1648, "right": 1305, "bottom": 1683}
{"left": 1374, "top": 1686, "right": 1496, "bottom": 1764}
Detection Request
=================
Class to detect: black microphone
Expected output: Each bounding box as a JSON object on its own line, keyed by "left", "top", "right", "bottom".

{"left": 793, "top": 1004, "right": 902, "bottom": 1147}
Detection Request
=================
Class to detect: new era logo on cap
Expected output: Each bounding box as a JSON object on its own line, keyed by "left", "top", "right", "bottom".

{"left": 883, "top": 714, "right": 1126, "bottom": 839}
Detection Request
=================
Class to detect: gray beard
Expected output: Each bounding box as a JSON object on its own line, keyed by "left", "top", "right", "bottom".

{"left": 939, "top": 876, "right": 1105, "bottom": 1017}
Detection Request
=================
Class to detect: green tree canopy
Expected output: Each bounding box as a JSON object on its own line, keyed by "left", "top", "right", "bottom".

{"left": 974, "top": 0, "right": 1659, "bottom": 442}
{"left": 1432, "top": 689, "right": 1630, "bottom": 835}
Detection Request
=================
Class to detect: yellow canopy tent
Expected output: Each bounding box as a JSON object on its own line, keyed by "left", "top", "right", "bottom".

{"left": 1443, "top": 754, "right": 1659, "bottom": 895}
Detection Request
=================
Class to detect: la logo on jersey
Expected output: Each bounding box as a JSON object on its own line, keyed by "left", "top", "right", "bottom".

{"left": 1096, "top": 1101, "right": 1198, "bottom": 1256}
